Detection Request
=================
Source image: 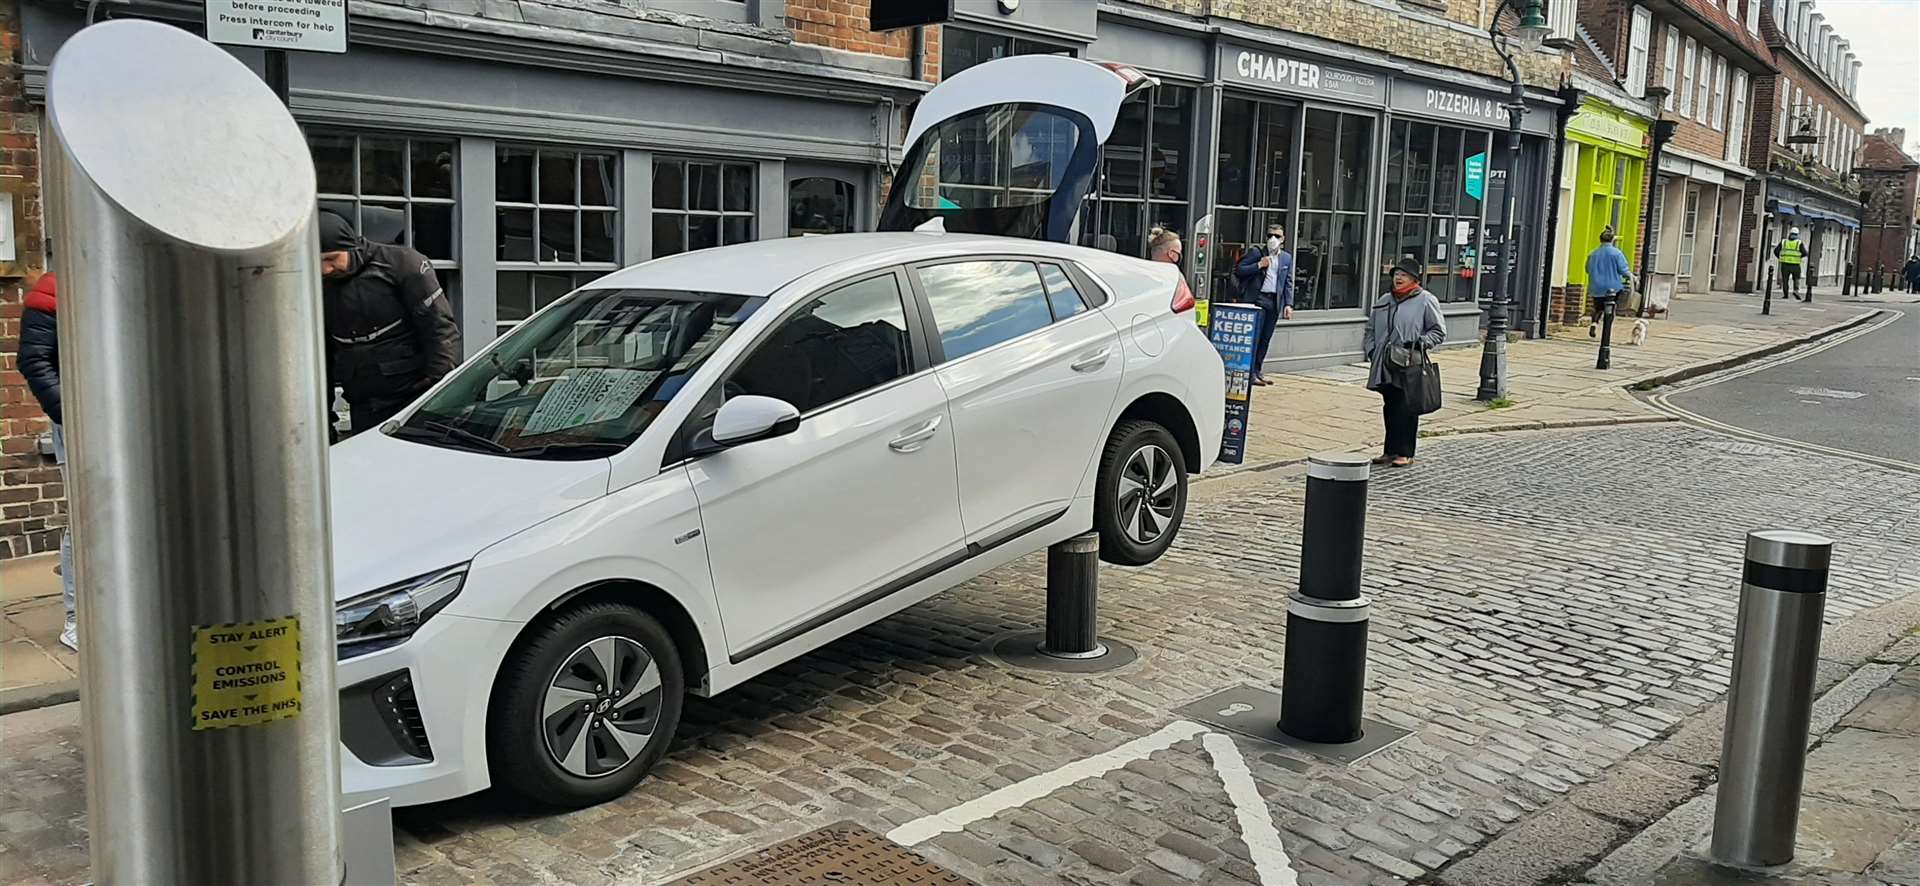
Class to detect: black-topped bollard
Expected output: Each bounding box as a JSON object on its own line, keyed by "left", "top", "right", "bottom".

{"left": 1595, "top": 294, "right": 1618, "bottom": 370}
{"left": 1040, "top": 532, "right": 1105, "bottom": 659}
{"left": 1280, "top": 453, "right": 1372, "bottom": 744}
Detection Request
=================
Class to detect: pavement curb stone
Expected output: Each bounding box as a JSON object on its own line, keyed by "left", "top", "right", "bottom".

{"left": 1424, "top": 588, "right": 1920, "bottom": 886}
{"left": 0, "top": 679, "right": 79, "bottom": 716}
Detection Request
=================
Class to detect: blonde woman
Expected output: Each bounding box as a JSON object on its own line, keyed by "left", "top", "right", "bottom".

{"left": 1148, "top": 226, "right": 1182, "bottom": 264}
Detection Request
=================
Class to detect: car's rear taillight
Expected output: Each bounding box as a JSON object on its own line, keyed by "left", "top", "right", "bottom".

{"left": 1171, "top": 276, "right": 1196, "bottom": 314}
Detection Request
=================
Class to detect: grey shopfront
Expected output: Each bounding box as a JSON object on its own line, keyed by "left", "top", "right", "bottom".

{"left": 19, "top": 0, "right": 927, "bottom": 356}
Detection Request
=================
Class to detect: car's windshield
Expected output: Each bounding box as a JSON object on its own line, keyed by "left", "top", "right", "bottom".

{"left": 880, "top": 102, "right": 1096, "bottom": 242}
{"left": 396, "top": 288, "right": 763, "bottom": 459}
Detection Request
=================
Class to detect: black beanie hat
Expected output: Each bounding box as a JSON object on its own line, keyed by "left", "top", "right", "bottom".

{"left": 1392, "top": 255, "right": 1421, "bottom": 283}
{"left": 317, "top": 209, "right": 359, "bottom": 253}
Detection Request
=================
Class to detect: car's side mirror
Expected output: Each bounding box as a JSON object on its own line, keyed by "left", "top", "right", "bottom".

{"left": 708, "top": 395, "right": 801, "bottom": 448}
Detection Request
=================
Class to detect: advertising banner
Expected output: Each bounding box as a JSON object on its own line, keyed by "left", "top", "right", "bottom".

{"left": 1207, "top": 303, "right": 1262, "bottom": 465}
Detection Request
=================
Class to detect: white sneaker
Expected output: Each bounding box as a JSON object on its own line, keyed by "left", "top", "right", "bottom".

{"left": 59, "top": 620, "right": 78, "bottom": 652}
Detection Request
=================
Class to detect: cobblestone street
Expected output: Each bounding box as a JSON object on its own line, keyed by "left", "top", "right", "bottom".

{"left": 4, "top": 423, "right": 1919, "bottom": 886}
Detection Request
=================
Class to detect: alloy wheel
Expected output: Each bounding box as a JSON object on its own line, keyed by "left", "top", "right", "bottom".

{"left": 1116, "top": 443, "right": 1179, "bottom": 545}
{"left": 540, "top": 636, "right": 663, "bottom": 778}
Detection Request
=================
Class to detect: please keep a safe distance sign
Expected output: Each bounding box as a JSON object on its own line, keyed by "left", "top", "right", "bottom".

{"left": 191, "top": 615, "right": 304, "bottom": 730}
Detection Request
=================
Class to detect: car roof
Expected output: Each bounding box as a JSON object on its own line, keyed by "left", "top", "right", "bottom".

{"left": 582, "top": 231, "right": 1108, "bottom": 302}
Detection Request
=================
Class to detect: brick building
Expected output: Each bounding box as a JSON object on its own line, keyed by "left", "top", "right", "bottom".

{"left": 1856, "top": 128, "right": 1919, "bottom": 288}
{"left": 0, "top": 0, "right": 53, "bottom": 558}
{"left": 1584, "top": 0, "right": 1773, "bottom": 299}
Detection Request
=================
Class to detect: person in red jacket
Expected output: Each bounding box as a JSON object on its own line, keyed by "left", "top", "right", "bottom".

{"left": 17, "top": 266, "right": 75, "bottom": 650}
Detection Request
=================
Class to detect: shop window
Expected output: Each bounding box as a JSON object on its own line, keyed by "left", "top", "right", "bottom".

{"left": 789, "top": 177, "right": 858, "bottom": 235}
{"left": 1294, "top": 111, "right": 1374, "bottom": 311}
{"left": 1380, "top": 120, "right": 1492, "bottom": 304}
{"left": 495, "top": 146, "right": 620, "bottom": 331}
{"left": 1678, "top": 188, "right": 1700, "bottom": 280}
{"left": 1211, "top": 96, "right": 1296, "bottom": 304}
{"left": 311, "top": 131, "right": 457, "bottom": 263}
{"left": 653, "top": 158, "right": 757, "bottom": 258}
{"left": 1084, "top": 86, "right": 1195, "bottom": 265}
{"left": 941, "top": 28, "right": 1071, "bottom": 79}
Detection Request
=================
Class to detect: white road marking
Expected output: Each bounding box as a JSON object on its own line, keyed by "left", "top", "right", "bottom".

{"left": 1789, "top": 386, "right": 1865, "bottom": 400}
{"left": 1203, "top": 731, "right": 1300, "bottom": 886}
{"left": 886, "top": 719, "right": 1209, "bottom": 846}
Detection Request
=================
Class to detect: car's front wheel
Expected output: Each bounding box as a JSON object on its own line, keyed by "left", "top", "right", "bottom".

{"left": 1094, "top": 420, "right": 1189, "bottom": 566}
{"left": 488, "top": 601, "right": 684, "bottom": 808}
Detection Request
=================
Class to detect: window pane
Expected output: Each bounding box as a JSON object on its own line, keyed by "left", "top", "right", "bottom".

{"left": 411, "top": 140, "right": 455, "bottom": 199}
{"left": 789, "top": 177, "right": 857, "bottom": 235}
{"left": 412, "top": 203, "right": 455, "bottom": 261}
{"left": 1379, "top": 213, "right": 1402, "bottom": 282}
{"left": 1405, "top": 124, "right": 1435, "bottom": 213}
{"left": 919, "top": 260, "right": 1054, "bottom": 360}
{"left": 1104, "top": 96, "right": 1147, "bottom": 198}
{"left": 1301, "top": 110, "right": 1337, "bottom": 210}
{"left": 1256, "top": 104, "right": 1295, "bottom": 209}
{"left": 1097, "top": 201, "right": 1143, "bottom": 257}
{"left": 318, "top": 199, "right": 356, "bottom": 234}
{"left": 653, "top": 160, "right": 686, "bottom": 211}
{"left": 539, "top": 209, "right": 577, "bottom": 262}
{"left": 1294, "top": 212, "right": 1330, "bottom": 310}
{"left": 1426, "top": 217, "right": 1456, "bottom": 302}
{"left": 581, "top": 153, "right": 615, "bottom": 207}
{"left": 1150, "top": 87, "right": 1194, "bottom": 201}
{"left": 723, "top": 164, "right": 754, "bottom": 213}
{"left": 311, "top": 133, "right": 356, "bottom": 195}
{"left": 581, "top": 211, "right": 618, "bottom": 264}
{"left": 1433, "top": 127, "right": 1462, "bottom": 215}
{"left": 360, "top": 203, "right": 406, "bottom": 248}
{"left": 539, "top": 152, "right": 576, "bottom": 206}
{"left": 731, "top": 274, "right": 911, "bottom": 413}
{"left": 1383, "top": 120, "right": 1407, "bottom": 214}
{"left": 1327, "top": 215, "right": 1366, "bottom": 309}
{"left": 1212, "top": 208, "right": 1249, "bottom": 300}
{"left": 652, "top": 215, "right": 685, "bottom": 258}
{"left": 498, "top": 208, "right": 535, "bottom": 261}
{"left": 690, "top": 162, "right": 722, "bottom": 212}
{"left": 494, "top": 273, "right": 532, "bottom": 323}
{"left": 497, "top": 148, "right": 535, "bottom": 203}
{"left": 688, "top": 216, "right": 720, "bottom": 252}
{"left": 912, "top": 105, "right": 1085, "bottom": 210}
{"left": 532, "top": 273, "right": 575, "bottom": 311}
{"left": 1337, "top": 115, "right": 1373, "bottom": 213}
{"left": 361, "top": 137, "right": 406, "bottom": 197}
{"left": 1038, "top": 262, "right": 1087, "bottom": 320}
{"left": 723, "top": 216, "right": 754, "bottom": 246}
{"left": 1216, "top": 98, "right": 1255, "bottom": 207}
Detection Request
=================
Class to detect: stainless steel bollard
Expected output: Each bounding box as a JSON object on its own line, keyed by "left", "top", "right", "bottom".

{"left": 49, "top": 20, "right": 342, "bottom": 885}
{"left": 1710, "top": 530, "right": 1833, "bottom": 869}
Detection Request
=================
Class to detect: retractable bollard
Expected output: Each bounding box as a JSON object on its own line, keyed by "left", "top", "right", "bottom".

{"left": 1280, "top": 454, "right": 1372, "bottom": 744}
{"left": 1710, "top": 530, "right": 1833, "bottom": 869}
{"left": 49, "top": 21, "right": 344, "bottom": 884}
{"left": 1041, "top": 533, "right": 1106, "bottom": 659}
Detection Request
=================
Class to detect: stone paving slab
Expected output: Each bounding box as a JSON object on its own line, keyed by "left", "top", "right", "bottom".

{"left": 2, "top": 423, "right": 1917, "bottom": 885}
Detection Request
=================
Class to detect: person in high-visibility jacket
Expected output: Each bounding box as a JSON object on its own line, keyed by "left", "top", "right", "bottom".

{"left": 1774, "top": 227, "right": 1806, "bottom": 300}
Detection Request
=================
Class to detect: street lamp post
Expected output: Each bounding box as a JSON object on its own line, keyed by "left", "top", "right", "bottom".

{"left": 1478, "top": 0, "right": 1550, "bottom": 403}
{"left": 1848, "top": 187, "right": 1870, "bottom": 296}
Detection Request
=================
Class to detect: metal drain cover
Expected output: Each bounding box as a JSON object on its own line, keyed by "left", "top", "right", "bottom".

{"left": 668, "top": 822, "right": 977, "bottom": 886}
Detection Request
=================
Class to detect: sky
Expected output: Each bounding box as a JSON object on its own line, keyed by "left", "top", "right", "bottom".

{"left": 1814, "top": 0, "right": 1920, "bottom": 156}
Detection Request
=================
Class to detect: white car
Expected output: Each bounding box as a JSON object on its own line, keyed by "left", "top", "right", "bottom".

{"left": 328, "top": 56, "right": 1226, "bottom": 809}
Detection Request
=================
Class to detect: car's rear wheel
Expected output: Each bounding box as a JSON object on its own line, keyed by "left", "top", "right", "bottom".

{"left": 1094, "top": 420, "right": 1188, "bottom": 566}
{"left": 488, "top": 601, "right": 683, "bottom": 808}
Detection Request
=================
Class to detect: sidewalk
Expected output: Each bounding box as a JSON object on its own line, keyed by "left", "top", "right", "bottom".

{"left": 1229, "top": 287, "right": 1880, "bottom": 471}
{"left": 0, "top": 288, "right": 1880, "bottom": 715}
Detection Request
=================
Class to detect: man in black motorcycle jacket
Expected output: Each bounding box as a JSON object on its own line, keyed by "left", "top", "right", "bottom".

{"left": 318, "top": 209, "right": 461, "bottom": 435}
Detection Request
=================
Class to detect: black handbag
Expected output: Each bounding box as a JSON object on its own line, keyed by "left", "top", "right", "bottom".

{"left": 1403, "top": 345, "right": 1443, "bottom": 415}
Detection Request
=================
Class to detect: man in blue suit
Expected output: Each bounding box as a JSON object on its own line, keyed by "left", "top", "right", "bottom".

{"left": 1234, "top": 222, "right": 1294, "bottom": 385}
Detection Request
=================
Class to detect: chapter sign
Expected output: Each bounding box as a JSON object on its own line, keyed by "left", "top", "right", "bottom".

{"left": 206, "top": 0, "right": 348, "bottom": 54}
{"left": 191, "top": 615, "right": 304, "bottom": 730}
{"left": 1220, "top": 47, "right": 1386, "bottom": 104}
{"left": 1207, "top": 303, "right": 1263, "bottom": 464}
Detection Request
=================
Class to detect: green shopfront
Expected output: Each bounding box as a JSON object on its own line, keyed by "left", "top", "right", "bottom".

{"left": 1557, "top": 98, "right": 1649, "bottom": 322}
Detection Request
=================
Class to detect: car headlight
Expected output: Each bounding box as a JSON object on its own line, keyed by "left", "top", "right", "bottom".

{"left": 335, "top": 566, "right": 468, "bottom": 659}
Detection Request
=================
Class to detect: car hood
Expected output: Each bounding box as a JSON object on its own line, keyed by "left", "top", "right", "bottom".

{"left": 328, "top": 430, "right": 609, "bottom": 602}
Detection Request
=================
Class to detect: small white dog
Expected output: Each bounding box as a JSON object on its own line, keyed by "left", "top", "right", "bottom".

{"left": 1629, "top": 318, "right": 1650, "bottom": 346}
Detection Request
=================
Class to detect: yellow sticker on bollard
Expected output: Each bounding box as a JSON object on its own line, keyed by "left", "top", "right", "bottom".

{"left": 191, "top": 615, "right": 303, "bottom": 730}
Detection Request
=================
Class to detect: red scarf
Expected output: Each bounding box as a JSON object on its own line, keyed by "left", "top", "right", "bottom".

{"left": 1391, "top": 277, "right": 1418, "bottom": 298}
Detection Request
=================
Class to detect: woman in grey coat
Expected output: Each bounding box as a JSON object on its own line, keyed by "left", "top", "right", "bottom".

{"left": 1362, "top": 256, "right": 1447, "bottom": 467}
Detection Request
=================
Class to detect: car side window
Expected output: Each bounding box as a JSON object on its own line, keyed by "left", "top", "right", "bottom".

{"left": 918, "top": 260, "right": 1055, "bottom": 361}
{"left": 1038, "top": 263, "right": 1087, "bottom": 320}
{"left": 728, "top": 274, "right": 913, "bottom": 414}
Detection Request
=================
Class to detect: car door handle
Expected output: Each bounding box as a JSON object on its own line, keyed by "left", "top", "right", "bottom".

{"left": 1070, "top": 347, "right": 1113, "bottom": 372}
{"left": 888, "top": 417, "right": 943, "bottom": 453}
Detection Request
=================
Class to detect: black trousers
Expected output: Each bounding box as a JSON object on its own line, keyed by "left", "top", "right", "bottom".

{"left": 1380, "top": 385, "right": 1420, "bottom": 458}
{"left": 1781, "top": 263, "right": 1801, "bottom": 297}
{"left": 1251, "top": 293, "right": 1281, "bottom": 376}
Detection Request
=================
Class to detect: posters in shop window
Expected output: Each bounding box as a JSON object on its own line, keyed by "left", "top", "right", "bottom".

{"left": 1207, "top": 303, "right": 1262, "bottom": 464}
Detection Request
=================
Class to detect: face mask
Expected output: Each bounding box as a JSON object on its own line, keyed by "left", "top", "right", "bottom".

{"left": 1267, "top": 236, "right": 1282, "bottom": 254}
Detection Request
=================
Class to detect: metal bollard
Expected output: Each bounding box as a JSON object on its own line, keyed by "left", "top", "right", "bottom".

{"left": 1040, "top": 532, "right": 1106, "bottom": 659}
{"left": 50, "top": 21, "right": 342, "bottom": 884}
{"left": 1280, "top": 453, "right": 1372, "bottom": 744}
{"left": 1711, "top": 530, "right": 1833, "bottom": 869}
{"left": 1595, "top": 294, "right": 1618, "bottom": 370}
